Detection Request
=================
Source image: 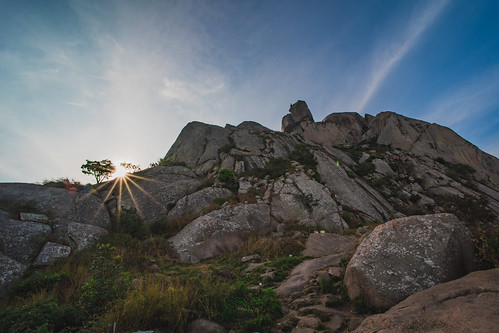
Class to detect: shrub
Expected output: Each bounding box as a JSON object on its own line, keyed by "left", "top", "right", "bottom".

{"left": 111, "top": 274, "right": 197, "bottom": 332}
{"left": 289, "top": 144, "right": 322, "bottom": 182}
{"left": 355, "top": 161, "right": 375, "bottom": 176}
{"left": 9, "top": 271, "right": 71, "bottom": 296}
{"left": 112, "top": 208, "right": 148, "bottom": 240}
{"left": 0, "top": 298, "right": 84, "bottom": 333}
{"left": 42, "top": 178, "right": 82, "bottom": 191}
{"left": 79, "top": 244, "right": 131, "bottom": 315}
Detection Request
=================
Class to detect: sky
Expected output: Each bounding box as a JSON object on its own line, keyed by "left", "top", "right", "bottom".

{"left": 1, "top": 0, "right": 499, "bottom": 184}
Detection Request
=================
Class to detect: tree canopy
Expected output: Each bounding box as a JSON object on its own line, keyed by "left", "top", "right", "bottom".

{"left": 81, "top": 159, "right": 115, "bottom": 184}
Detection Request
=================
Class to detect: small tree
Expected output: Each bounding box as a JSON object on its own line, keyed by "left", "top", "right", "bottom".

{"left": 120, "top": 162, "right": 141, "bottom": 173}
{"left": 81, "top": 159, "right": 115, "bottom": 184}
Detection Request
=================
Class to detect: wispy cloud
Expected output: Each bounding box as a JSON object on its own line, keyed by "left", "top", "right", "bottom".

{"left": 424, "top": 66, "right": 499, "bottom": 128}
{"left": 354, "top": 0, "right": 450, "bottom": 112}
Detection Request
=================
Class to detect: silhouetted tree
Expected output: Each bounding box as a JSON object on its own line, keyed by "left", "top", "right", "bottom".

{"left": 81, "top": 159, "right": 115, "bottom": 184}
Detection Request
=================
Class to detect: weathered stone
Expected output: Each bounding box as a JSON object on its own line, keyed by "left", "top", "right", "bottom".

{"left": 297, "top": 316, "right": 320, "bottom": 328}
{"left": 302, "top": 233, "right": 355, "bottom": 257}
{"left": 19, "top": 212, "right": 49, "bottom": 223}
{"left": 0, "top": 215, "right": 51, "bottom": 264}
{"left": 314, "top": 151, "right": 392, "bottom": 220}
{"left": 271, "top": 172, "right": 347, "bottom": 231}
{"left": 164, "top": 121, "right": 231, "bottom": 173}
{"left": 0, "top": 183, "right": 111, "bottom": 229}
{"left": 169, "top": 203, "right": 271, "bottom": 263}
{"left": 0, "top": 253, "right": 26, "bottom": 294}
{"left": 167, "top": 186, "right": 232, "bottom": 222}
{"left": 291, "top": 328, "right": 314, "bottom": 333}
{"left": 344, "top": 213, "right": 475, "bottom": 308}
{"left": 187, "top": 319, "right": 225, "bottom": 333}
{"left": 241, "top": 254, "right": 261, "bottom": 263}
{"left": 277, "top": 254, "right": 343, "bottom": 297}
{"left": 352, "top": 268, "right": 499, "bottom": 333}
{"left": 372, "top": 159, "right": 395, "bottom": 176}
{"left": 68, "top": 222, "right": 108, "bottom": 251}
{"left": 33, "top": 242, "right": 71, "bottom": 266}
{"left": 328, "top": 267, "right": 345, "bottom": 278}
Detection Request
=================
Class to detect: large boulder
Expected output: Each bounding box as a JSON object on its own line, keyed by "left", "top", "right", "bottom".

{"left": 270, "top": 172, "right": 348, "bottom": 231}
{"left": 0, "top": 214, "right": 51, "bottom": 264}
{"left": 33, "top": 241, "right": 72, "bottom": 266}
{"left": 68, "top": 222, "right": 108, "bottom": 251}
{"left": 353, "top": 268, "right": 499, "bottom": 333}
{"left": 166, "top": 186, "right": 233, "bottom": 222}
{"left": 0, "top": 183, "right": 110, "bottom": 229}
{"left": 344, "top": 213, "right": 475, "bottom": 308}
{"left": 168, "top": 203, "right": 271, "bottom": 263}
{"left": 164, "top": 121, "right": 231, "bottom": 175}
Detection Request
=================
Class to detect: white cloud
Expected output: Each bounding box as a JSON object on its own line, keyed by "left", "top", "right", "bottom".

{"left": 353, "top": 0, "right": 450, "bottom": 112}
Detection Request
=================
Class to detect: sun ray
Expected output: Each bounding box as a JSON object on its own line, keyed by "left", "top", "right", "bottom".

{"left": 84, "top": 178, "right": 119, "bottom": 226}
{"left": 122, "top": 175, "right": 143, "bottom": 217}
{"left": 125, "top": 176, "right": 164, "bottom": 208}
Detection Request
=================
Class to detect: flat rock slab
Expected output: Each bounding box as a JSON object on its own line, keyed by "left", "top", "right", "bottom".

{"left": 277, "top": 254, "right": 343, "bottom": 298}
{"left": 302, "top": 233, "right": 355, "bottom": 257}
{"left": 353, "top": 268, "right": 499, "bottom": 333}
{"left": 33, "top": 241, "right": 72, "bottom": 266}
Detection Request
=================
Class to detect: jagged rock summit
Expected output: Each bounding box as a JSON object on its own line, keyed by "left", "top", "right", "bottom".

{"left": 282, "top": 101, "right": 499, "bottom": 178}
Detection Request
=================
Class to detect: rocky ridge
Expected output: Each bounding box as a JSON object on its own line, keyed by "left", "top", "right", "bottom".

{"left": 0, "top": 100, "right": 498, "bottom": 332}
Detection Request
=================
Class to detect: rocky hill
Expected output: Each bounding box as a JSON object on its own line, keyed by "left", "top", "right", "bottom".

{"left": 0, "top": 101, "right": 498, "bottom": 332}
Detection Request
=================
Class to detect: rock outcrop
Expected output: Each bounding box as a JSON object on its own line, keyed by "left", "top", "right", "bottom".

{"left": 344, "top": 213, "right": 475, "bottom": 308}
{"left": 282, "top": 102, "right": 499, "bottom": 180}
{"left": 168, "top": 203, "right": 272, "bottom": 263}
{"left": 353, "top": 268, "right": 499, "bottom": 332}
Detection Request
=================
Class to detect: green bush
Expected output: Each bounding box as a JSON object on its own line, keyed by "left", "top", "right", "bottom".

{"left": 0, "top": 298, "right": 84, "bottom": 333}
{"left": 112, "top": 208, "right": 148, "bottom": 240}
{"left": 9, "top": 272, "right": 71, "bottom": 296}
{"left": 290, "top": 144, "right": 322, "bottom": 182}
{"left": 79, "top": 244, "right": 131, "bottom": 315}
{"left": 355, "top": 161, "right": 375, "bottom": 176}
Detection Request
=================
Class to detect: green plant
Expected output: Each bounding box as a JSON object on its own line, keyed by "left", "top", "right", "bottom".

{"left": 290, "top": 144, "right": 322, "bottom": 182}
{"left": 354, "top": 161, "right": 375, "bottom": 176}
{"left": 265, "top": 158, "right": 294, "bottom": 179}
{"left": 79, "top": 244, "right": 131, "bottom": 315}
{"left": 113, "top": 208, "right": 149, "bottom": 240}
{"left": 219, "top": 142, "right": 236, "bottom": 154}
{"left": 294, "top": 193, "right": 318, "bottom": 212}
{"left": 81, "top": 159, "right": 115, "bottom": 184}
{"left": 0, "top": 298, "right": 84, "bottom": 333}
{"left": 409, "top": 194, "right": 422, "bottom": 203}
{"left": 42, "top": 178, "right": 82, "bottom": 191}
{"left": 150, "top": 157, "right": 187, "bottom": 168}
{"left": 9, "top": 271, "right": 71, "bottom": 296}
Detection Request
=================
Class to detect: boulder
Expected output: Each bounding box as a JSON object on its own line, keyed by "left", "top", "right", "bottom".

{"left": 0, "top": 253, "right": 26, "bottom": 294}
{"left": 344, "top": 213, "right": 475, "bottom": 308}
{"left": 68, "top": 222, "right": 108, "bottom": 251}
{"left": 166, "top": 186, "right": 232, "bottom": 222}
{"left": 302, "top": 233, "right": 355, "bottom": 257}
{"left": 33, "top": 241, "right": 72, "bottom": 266}
{"left": 352, "top": 268, "right": 499, "bottom": 333}
{"left": 0, "top": 183, "right": 110, "bottom": 229}
{"left": 270, "top": 172, "right": 348, "bottom": 231}
{"left": 187, "top": 319, "right": 225, "bottom": 333}
{"left": 0, "top": 215, "right": 51, "bottom": 264}
{"left": 277, "top": 254, "right": 343, "bottom": 298}
{"left": 169, "top": 203, "right": 271, "bottom": 263}
{"left": 164, "top": 121, "right": 231, "bottom": 175}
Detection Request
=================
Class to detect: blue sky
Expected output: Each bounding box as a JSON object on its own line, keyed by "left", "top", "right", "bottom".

{"left": 1, "top": 0, "right": 498, "bottom": 183}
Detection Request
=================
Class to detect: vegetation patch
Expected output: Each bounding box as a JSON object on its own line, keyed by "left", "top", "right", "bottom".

{"left": 354, "top": 161, "right": 375, "bottom": 176}
{"left": 289, "top": 144, "right": 322, "bottom": 182}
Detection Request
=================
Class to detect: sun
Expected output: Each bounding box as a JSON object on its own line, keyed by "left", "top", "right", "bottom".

{"left": 112, "top": 162, "right": 130, "bottom": 179}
